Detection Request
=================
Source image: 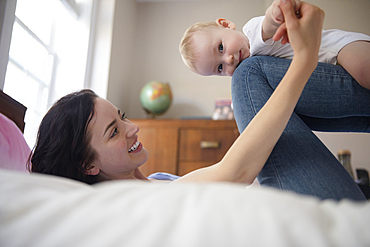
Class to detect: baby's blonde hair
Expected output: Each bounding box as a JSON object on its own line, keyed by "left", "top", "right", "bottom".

{"left": 179, "top": 21, "right": 218, "bottom": 73}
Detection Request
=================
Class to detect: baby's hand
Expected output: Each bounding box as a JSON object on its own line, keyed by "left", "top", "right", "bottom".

{"left": 270, "top": 0, "right": 301, "bottom": 24}
{"left": 270, "top": 0, "right": 284, "bottom": 24}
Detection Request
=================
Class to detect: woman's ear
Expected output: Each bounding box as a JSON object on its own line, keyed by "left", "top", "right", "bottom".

{"left": 85, "top": 165, "right": 100, "bottom": 176}
{"left": 215, "top": 18, "right": 236, "bottom": 30}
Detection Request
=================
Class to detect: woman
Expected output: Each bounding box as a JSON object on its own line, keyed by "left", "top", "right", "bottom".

{"left": 29, "top": 1, "right": 368, "bottom": 201}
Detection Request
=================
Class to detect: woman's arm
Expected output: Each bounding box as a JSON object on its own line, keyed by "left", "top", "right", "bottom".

{"left": 174, "top": 0, "right": 324, "bottom": 184}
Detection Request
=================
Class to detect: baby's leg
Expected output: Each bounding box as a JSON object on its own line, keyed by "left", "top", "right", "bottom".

{"left": 337, "top": 41, "right": 370, "bottom": 89}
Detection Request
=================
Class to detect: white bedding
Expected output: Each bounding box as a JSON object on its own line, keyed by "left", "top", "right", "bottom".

{"left": 1, "top": 169, "right": 369, "bottom": 247}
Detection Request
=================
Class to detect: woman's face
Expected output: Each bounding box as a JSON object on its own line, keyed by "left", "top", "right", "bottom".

{"left": 88, "top": 97, "right": 149, "bottom": 180}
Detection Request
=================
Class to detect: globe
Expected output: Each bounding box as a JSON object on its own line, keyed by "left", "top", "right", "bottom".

{"left": 140, "top": 81, "right": 172, "bottom": 118}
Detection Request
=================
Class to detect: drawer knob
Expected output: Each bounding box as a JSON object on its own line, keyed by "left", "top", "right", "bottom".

{"left": 200, "top": 141, "right": 220, "bottom": 149}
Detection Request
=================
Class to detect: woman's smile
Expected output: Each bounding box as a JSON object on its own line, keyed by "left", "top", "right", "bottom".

{"left": 129, "top": 140, "right": 142, "bottom": 153}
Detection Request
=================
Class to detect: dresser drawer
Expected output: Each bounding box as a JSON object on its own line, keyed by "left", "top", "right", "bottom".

{"left": 132, "top": 119, "right": 239, "bottom": 176}
{"left": 179, "top": 128, "right": 239, "bottom": 162}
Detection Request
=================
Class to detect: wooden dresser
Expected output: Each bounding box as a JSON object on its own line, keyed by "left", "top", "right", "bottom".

{"left": 131, "top": 119, "right": 239, "bottom": 176}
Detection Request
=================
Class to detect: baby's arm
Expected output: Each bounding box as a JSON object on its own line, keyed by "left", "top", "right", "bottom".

{"left": 262, "top": 0, "right": 301, "bottom": 41}
{"left": 337, "top": 41, "right": 370, "bottom": 90}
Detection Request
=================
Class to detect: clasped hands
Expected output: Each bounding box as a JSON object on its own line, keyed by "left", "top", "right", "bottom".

{"left": 272, "top": 0, "right": 325, "bottom": 61}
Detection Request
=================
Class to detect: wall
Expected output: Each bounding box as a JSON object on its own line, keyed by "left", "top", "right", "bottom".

{"left": 0, "top": 0, "right": 16, "bottom": 90}
{"left": 108, "top": 0, "right": 370, "bottom": 175}
{"left": 86, "top": 0, "right": 116, "bottom": 99}
{"left": 107, "top": 0, "right": 138, "bottom": 110}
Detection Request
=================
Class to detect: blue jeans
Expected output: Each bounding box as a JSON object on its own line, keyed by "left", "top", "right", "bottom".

{"left": 232, "top": 56, "right": 370, "bottom": 201}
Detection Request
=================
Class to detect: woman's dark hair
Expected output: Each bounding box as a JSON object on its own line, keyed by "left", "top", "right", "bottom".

{"left": 28, "top": 89, "right": 100, "bottom": 184}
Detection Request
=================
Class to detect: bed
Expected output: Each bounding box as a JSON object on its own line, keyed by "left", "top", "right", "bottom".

{"left": 1, "top": 90, "right": 370, "bottom": 247}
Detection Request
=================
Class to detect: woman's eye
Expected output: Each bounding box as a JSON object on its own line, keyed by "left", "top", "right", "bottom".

{"left": 121, "top": 112, "right": 126, "bottom": 120}
{"left": 218, "top": 64, "right": 223, "bottom": 73}
{"left": 218, "top": 44, "right": 223, "bottom": 53}
{"left": 111, "top": 128, "right": 118, "bottom": 138}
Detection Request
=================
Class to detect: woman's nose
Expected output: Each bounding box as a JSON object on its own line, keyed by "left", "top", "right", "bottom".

{"left": 125, "top": 121, "right": 139, "bottom": 138}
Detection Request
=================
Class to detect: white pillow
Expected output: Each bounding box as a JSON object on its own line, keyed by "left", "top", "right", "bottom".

{"left": 1, "top": 169, "right": 370, "bottom": 247}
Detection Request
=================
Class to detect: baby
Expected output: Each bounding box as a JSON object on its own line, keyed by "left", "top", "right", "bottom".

{"left": 179, "top": 0, "right": 370, "bottom": 89}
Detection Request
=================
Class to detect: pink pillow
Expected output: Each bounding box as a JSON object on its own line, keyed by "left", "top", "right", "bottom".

{"left": 0, "top": 112, "right": 31, "bottom": 172}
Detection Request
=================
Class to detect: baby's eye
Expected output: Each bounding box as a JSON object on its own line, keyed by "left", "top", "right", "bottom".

{"left": 111, "top": 127, "right": 118, "bottom": 138}
{"left": 218, "top": 64, "right": 223, "bottom": 73}
{"left": 218, "top": 44, "right": 223, "bottom": 53}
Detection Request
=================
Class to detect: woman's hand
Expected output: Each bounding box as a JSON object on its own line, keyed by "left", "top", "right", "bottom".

{"left": 274, "top": 0, "right": 325, "bottom": 64}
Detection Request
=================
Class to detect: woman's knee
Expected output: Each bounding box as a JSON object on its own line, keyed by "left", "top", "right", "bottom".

{"left": 231, "top": 57, "right": 279, "bottom": 132}
{"left": 232, "top": 56, "right": 290, "bottom": 90}
{"left": 232, "top": 56, "right": 270, "bottom": 83}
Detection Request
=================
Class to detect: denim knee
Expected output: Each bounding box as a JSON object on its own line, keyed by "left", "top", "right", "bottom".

{"left": 231, "top": 57, "right": 279, "bottom": 133}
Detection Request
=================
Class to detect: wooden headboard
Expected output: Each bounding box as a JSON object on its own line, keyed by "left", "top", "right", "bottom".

{"left": 0, "top": 90, "right": 27, "bottom": 133}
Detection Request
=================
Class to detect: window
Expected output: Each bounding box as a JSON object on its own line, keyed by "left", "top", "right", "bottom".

{"left": 4, "top": 3, "right": 55, "bottom": 148}
{"left": 4, "top": 0, "right": 92, "bottom": 147}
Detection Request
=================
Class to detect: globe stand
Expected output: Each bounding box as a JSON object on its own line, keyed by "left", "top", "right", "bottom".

{"left": 143, "top": 108, "right": 157, "bottom": 119}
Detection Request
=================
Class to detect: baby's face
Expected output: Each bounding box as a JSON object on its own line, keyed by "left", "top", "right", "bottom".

{"left": 192, "top": 27, "right": 250, "bottom": 76}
